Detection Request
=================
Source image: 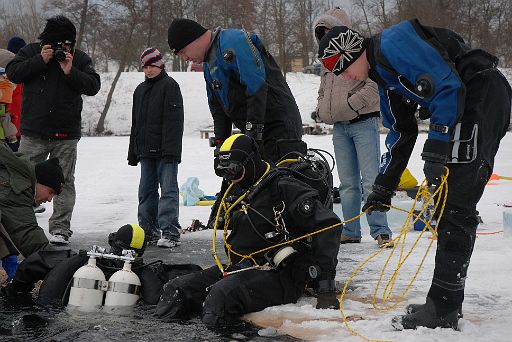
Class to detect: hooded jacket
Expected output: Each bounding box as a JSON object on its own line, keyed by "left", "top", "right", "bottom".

{"left": 313, "top": 8, "right": 379, "bottom": 124}
{"left": 6, "top": 43, "right": 100, "bottom": 139}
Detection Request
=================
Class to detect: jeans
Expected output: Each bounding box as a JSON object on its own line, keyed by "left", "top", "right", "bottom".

{"left": 332, "top": 117, "right": 391, "bottom": 239}
{"left": 138, "top": 158, "right": 181, "bottom": 240}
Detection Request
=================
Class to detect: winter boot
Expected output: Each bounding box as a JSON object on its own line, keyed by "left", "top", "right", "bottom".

{"left": 406, "top": 302, "right": 463, "bottom": 318}
{"left": 392, "top": 298, "right": 459, "bottom": 330}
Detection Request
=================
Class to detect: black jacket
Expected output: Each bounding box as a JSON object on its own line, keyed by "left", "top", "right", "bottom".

{"left": 6, "top": 43, "right": 101, "bottom": 139}
{"left": 128, "top": 70, "right": 184, "bottom": 164}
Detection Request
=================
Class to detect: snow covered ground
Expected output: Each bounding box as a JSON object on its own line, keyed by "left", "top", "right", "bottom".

{"left": 34, "top": 71, "right": 512, "bottom": 341}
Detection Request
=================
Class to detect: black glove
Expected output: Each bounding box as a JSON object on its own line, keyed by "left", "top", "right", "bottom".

{"left": 421, "top": 139, "right": 450, "bottom": 186}
{"left": 423, "top": 161, "right": 446, "bottom": 186}
{"left": 128, "top": 154, "right": 138, "bottom": 166}
{"left": 362, "top": 184, "right": 394, "bottom": 214}
{"left": 213, "top": 148, "right": 223, "bottom": 177}
{"left": 316, "top": 291, "right": 339, "bottom": 309}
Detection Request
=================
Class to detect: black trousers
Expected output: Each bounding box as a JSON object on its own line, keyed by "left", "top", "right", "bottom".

{"left": 427, "top": 69, "right": 511, "bottom": 314}
{"left": 159, "top": 264, "right": 304, "bottom": 326}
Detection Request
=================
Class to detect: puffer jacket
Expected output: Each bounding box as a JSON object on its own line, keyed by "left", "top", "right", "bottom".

{"left": 313, "top": 8, "right": 380, "bottom": 124}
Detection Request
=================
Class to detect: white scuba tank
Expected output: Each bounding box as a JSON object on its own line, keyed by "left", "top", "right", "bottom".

{"left": 103, "top": 260, "right": 141, "bottom": 308}
{"left": 67, "top": 256, "right": 106, "bottom": 312}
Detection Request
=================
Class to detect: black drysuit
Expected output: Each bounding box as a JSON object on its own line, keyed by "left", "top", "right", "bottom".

{"left": 155, "top": 171, "right": 341, "bottom": 326}
{"left": 368, "top": 19, "right": 512, "bottom": 315}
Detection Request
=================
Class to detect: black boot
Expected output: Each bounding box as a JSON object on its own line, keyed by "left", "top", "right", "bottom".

{"left": 154, "top": 286, "right": 189, "bottom": 322}
{"left": 392, "top": 298, "right": 459, "bottom": 330}
{"left": 406, "top": 302, "right": 463, "bottom": 318}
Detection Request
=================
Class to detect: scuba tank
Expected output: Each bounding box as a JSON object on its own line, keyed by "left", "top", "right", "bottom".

{"left": 104, "top": 258, "right": 141, "bottom": 308}
{"left": 67, "top": 249, "right": 106, "bottom": 312}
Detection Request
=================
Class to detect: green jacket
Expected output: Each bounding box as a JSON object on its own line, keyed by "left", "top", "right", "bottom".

{"left": 0, "top": 143, "right": 48, "bottom": 258}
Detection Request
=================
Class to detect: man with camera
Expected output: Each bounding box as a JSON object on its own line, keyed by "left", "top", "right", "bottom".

{"left": 6, "top": 15, "right": 101, "bottom": 245}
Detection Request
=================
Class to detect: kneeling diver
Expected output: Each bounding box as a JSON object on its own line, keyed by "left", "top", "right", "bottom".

{"left": 155, "top": 134, "right": 342, "bottom": 327}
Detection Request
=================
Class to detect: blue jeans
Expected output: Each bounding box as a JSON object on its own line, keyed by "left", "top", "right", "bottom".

{"left": 332, "top": 117, "right": 391, "bottom": 239}
{"left": 138, "top": 158, "right": 181, "bottom": 240}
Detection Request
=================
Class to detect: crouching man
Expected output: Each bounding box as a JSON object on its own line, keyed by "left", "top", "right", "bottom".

{"left": 155, "top": 134, "right": 341, "bottom": 327}
{"left": 0, "top": 143, "right": 65, "bottom": 288}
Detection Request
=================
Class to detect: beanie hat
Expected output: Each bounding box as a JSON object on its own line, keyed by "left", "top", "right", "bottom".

{"left": 35, "top": 158, "right": 65, "bottom": 194}
{"left": 7, "top": 37, "right": 26, "bottom": 54}
{"left": 108, "top": 223, "right": 147, "bottom": 257}
{"left": 167, "top": 18, "right": 207, "bottom": 54}
{"left": 140, "top": 47, "right": 165, "bottom": 69}
{"left": 318, "top": 26, "right": 368, "bottom": 76}
{"left": 218, "top": 134, "right": 266, "bottom": 189}
{"left": 0, "top": 49, "right": 15, "bottom": 68}
{"left": 38, "top": 15, "right": 76, "bottom": 44}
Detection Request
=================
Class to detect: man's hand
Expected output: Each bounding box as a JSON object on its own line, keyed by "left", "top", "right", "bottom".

{"left": 362, "top": 184, "right": 394, "bottom": 214}
{"left": 59, "top": 52, "right": 73, "bottom": 75}
{"left": 40, "top": 44, "right": 53, "bottom": 64}
{"left": 423, "top": 161, "right": 446, "bottom": 186}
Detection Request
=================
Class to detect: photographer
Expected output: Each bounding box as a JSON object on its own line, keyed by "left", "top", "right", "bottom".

{"left": 6, "top": 15, "right": 101, "bottom": 245}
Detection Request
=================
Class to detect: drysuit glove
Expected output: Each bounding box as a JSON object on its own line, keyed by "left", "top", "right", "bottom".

{"left": 213, "top": 148, "right": 223, "bottom": 177}
{"left": 423, "top": 161, "right": 446, "bottom": 186}
{"left": 362, "top": 184, "right": 394, "bottom": 214}
{"left": 316, "top": 291, "right": 339, "bottom": 310}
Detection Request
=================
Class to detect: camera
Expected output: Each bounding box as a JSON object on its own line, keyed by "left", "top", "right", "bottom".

{"left": 51, "top": 42, "right": 67, "bottom": 62}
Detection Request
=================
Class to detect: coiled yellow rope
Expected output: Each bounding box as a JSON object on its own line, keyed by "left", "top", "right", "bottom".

{"left": 212, "top": 165, "right": 449, "bottom": 341}
{"left": 339, "top": 169, "right": 449, "bottom": 342}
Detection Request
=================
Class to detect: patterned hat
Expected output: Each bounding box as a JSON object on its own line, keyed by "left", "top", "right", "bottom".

{"left": 140, "top": 47, "right": 165, "bottom": 69}
{"left": 318, "top": 26, "right": 368, "bottom": 76}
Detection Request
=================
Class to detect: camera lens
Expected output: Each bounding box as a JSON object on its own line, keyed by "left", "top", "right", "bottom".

{"left": 54, "top": 49, "right": 66, "bottom": 62}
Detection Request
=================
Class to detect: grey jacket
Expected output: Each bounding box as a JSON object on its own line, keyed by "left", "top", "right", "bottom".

{"left": 313, "top": 8, "right": 380, "bottom": 124}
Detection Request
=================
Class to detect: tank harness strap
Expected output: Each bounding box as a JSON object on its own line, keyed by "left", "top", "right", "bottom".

{"left": 72, "top": 277, "right": 108, "bottom": 291}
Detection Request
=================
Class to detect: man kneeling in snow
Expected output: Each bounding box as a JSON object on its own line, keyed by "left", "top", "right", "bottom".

{"left": 155, "top": 134, "right": 341, "bottom": 327}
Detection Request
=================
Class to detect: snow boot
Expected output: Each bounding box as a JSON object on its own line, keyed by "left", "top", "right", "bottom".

{"left": 392, "top": 298, "right": 459, "bottom": 330}
{"left": 406, "top": 302, "right": 463, "bottom": 318}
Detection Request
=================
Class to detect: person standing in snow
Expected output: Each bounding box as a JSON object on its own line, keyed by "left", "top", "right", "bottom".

{"left": 128, "top": 47, "right": 184, "bottom": 249}
{"left": 313, "top": 8, "right": 393, "bottom": 247}
{"left": 167, "top": 18, "right": 305, "bottom": 162}
{"left": 6, "top": 15, "right": 101, "bottom": 245}
{"left": 154, "top": 134, "right": 341, "bottom": 326}
{"left": 318, "top": 20, "right": 511, "bottom": 330}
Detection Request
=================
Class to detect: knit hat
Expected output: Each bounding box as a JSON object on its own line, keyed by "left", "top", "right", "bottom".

{"left": 108, "top": 223, "right": 147, "bottom": 257}
{"left": 0, "top": 49, "right": 15, "bottom": 68}
{"left": 318, "top": 26, "right": 368, "bottom": 76}
{"left": 7, "top": 37, "right": 26, "bottom": 54}
{"left": 38, "top": 15, "right": 76, "bottom": 44}
{"left": 167, "top": 18, "right": 207, "bottom": 54}
{"left": 140, "top": 47, "right": 165, "bottom": 69}
{"left": 35, "top": 158, "right": 65, "bottom": 194}
{"left": 217, "top": 134, "right": 266, "bottom": 189}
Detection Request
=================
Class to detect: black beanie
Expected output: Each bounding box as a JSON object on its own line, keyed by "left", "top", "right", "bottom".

{"left": 218, "top": 134, "right": 267, "bottom": 189}
{"left": 38, "top": 15, "right": 76, "bottom": 44}
{"left": 108, "top": 224, "right": 147, "bottom": 257}
{"left": 167, "top": 18, "right": 207, "bottom": 54}
{"left": 318, "top": 26, "right": 368, "bottom": 76}
{"left": 35, "top": 158, "right": 65, "bottom": 194}
{"left": 7, "top": 36, "right": 26, "bottom": 54}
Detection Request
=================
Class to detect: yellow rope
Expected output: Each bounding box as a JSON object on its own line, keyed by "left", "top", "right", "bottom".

{"left": 339, "top": 169, "right": 449, "bottom": 342}
{"left": 212, "top": 164, "right": 451, "bottom": 341}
